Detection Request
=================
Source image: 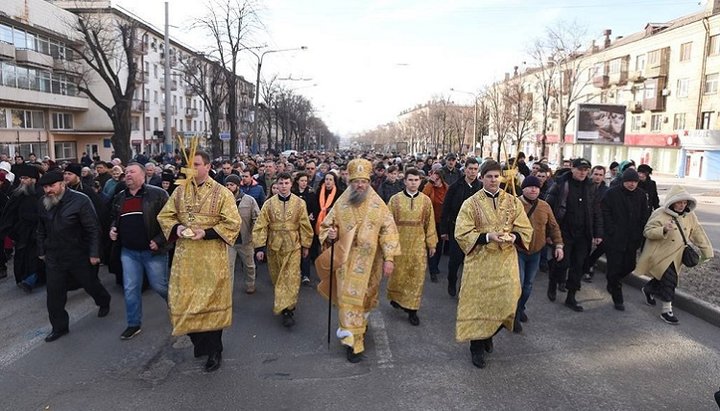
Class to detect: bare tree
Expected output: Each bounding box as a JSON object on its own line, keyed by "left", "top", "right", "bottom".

{"left": 483, "top": 82, "right": 512, "bottom": 161}
{"left": 180, "top": 54, "right": 229, "bottom": 159}
{"left": 545, "top": 22, "right": 591, "bottom": 162}
{"left": 65, "top": 9, "right": 140, "bottom": 163}
{"left": 194, "top": 0, "right": 260, "bottom": 156}
{"left": 505, "top": 76, "right": 535, "bottom": 154}
{"left": 528, "top": 37, "right": 559, "bottom": 159}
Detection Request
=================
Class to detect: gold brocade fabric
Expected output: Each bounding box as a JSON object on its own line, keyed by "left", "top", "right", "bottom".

{"left": 157, "top": 178, "right": 241, "bottom": 336}
{"left": 317, "top": 189, "right": 400, "bottom": 354}
{"left": 386, "top": 192, "right": 438, "bottom": 310}
{"left": 454, "top": 190, "right": 533, "bottom": 342}
{"left": 252, "top": 194, "right": 313, "bottom": 314}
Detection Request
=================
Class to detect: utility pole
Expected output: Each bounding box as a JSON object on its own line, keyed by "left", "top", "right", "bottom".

{"left": 163, "top": 2, "right": 172, "bottom": 156}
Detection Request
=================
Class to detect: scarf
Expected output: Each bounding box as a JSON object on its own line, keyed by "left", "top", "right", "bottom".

{"left": 315, "top": 183, "right": 337, "bottom": 233}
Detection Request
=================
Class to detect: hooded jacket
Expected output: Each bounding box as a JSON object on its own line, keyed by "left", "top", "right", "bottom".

{"left": 635, "top": 185, "right": 714, "bottom": 280}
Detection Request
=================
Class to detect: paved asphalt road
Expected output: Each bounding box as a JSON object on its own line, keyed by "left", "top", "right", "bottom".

{"left": 1, "top": 253, "right": 719, "bottom": 411}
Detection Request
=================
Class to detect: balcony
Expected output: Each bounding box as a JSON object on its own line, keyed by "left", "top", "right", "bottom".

{"left": 592, "top": 75, "right": 609, "bottom": 88}
{"left": 131, "top": 99, "right": 148, "bottom": 113}
{"left": 160, "top": 77, "right": 177, "bottom": 91}
{"left": 644, "top": 47, "right": 670, "bottom": 79}
{"left": 15, "top": 49, "right": 54, "bottom": 69}
{"left": 133, "top": 42, "right": 149, "bottom": 55}
{"left": 608, "top": 70, "right": 628, "bottom": 86}
{"left": 628, "top": 70, "right": 645, "bottom": 83}
{"left": 184, "top": 107, "right": 198, "bottom": 117}
{"left": 630, "top": 101, "right": 644, "bottom": 113}
{"left": 133, "top": 70, "right": 149, "bottom": 84}
{"left": 53, "top": 59, "right": 82, "bottom": 73}
{"left": 184, "top": 87, "right": 194, "bottom": 96}
{"left": 0, "top": 42, "right": 15, "bottom": 60}
{"left": 160, "top": 105, "right": 177, "bottom": 116}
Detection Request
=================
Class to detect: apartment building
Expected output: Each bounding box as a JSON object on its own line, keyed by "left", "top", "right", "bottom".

{"left": 490, "top": 0, "right": 720, "bottom": 180}
{"left": 0, "top": 0, "right": 253, "bottom": 162}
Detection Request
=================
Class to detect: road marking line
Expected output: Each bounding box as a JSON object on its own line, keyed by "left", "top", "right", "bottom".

{"left": 369, "top": 311, "right": 393, "bottom": 369}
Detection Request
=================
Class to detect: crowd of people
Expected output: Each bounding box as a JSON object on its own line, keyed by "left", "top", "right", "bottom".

{"left": 0, "top": 148, "right": 714, "bottom": 373}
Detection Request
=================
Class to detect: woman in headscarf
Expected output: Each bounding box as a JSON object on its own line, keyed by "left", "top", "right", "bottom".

{"left": 635, "top": 185, "right": 713, "bottom": 324}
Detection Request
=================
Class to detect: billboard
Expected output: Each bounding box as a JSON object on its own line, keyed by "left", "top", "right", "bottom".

{"left": 576, "top": 104, "right": 626, "bottom": 144}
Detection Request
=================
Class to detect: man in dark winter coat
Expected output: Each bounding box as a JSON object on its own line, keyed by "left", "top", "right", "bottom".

{"left": 378, "top": 165, "right": 404, "bottom": 203}
{"left": 37, "top": 171, "right": 111, "bottom": 343}
{"left": 439, "top": 154, "right": 462, "bottom": 187}
{"left": 439, "top": 157, "right": 481, "bottom": 297}
{"left": 583, "top": 165, "right": 610, "bottom": 282}
{"left": 546, "top": 158, "right": 603, "bottom": 312}
{"left": 0, "top": 165, "right": 43, "bottom": 292}
{"left": 601, "top": 169, "right": 649, "bottom": 310}
{"left": 637, "top": 164, "right": 660, "bottom": 212}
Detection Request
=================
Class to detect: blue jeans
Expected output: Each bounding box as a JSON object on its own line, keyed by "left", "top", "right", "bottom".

{"left": 518, "top": 251, "right": 541, "bottom": 313}
{"left": 120, "top": 248, "right": 169, "bottom": 327}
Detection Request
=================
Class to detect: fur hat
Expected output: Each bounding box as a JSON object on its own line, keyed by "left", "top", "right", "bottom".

{"left": 39, "top": 170, "right": 64, "bottom": 186}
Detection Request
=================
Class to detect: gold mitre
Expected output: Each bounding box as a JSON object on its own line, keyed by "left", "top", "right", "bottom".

{"left": 347, "top": 158, "right": 372, "bottom": 181}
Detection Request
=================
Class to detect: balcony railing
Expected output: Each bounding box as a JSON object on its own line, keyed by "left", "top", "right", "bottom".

{"left": 184, "top": 108, "right": 199, "bottom": 117}
{"left": 131, "top": 99, "right": 149, "bottom": 113}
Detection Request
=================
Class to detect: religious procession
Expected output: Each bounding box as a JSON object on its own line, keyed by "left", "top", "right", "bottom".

{"left": 0, "top": 145, "right": 714, "bottom": 375}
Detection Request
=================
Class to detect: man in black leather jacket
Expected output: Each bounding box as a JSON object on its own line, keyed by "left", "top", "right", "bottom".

{"left": 37, "top": 171, "right": 111, "bottom": 343}
{"left": 109, "top": 163, "right": 169, "bottom": 340}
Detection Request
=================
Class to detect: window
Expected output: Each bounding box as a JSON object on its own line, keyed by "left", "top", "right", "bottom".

{"left": 676, "top": 78, "right": 689, "bottom": 98}
{"left": 179, "top": 119, "right": 184, "bottom": 132}
{"left": 54, "top": 142, "right": 77, "bottom": 161}
{"left": 635, "top": 54, "right": 646, "bottom": 71}
{"left": 10, "top": 110, "right": 44, "bottom": 129}
{"left": 644, "top": 82, "right": 657, "bottom": 99}
{"left": 704, "top": 73, "right": 718, "bottom": 94}
{"left": 51, "top": 113, "right": 73, "bottom": 129}
{"left": 701, "top": 112, "right": 712, "bottom": 129}
{"left": 145, "top": 116, "right": 151, "bottom": 131}
{"left": 608, "top": 59, "right": 622, "bottom": 74}
{"left": 12, "top": 28, "right": 26, "bottom": 49}
{"left": 631, "top": 115, "right": 643, "bottom": 132}
{"left": 650, "top": 114, "right": 662, "bottom": 132}
{"left": 673, "top": 113, "right": 686, "bottom": 130}
{"left": 153, "top": 90, "right": 158, "bottom": 103}
{"left": 0, "top": 108, "right": 6, "bottom": 128}
{"left": 131, "top": 116, "right": 140, "bottom": 131}
{"left": 711, "top": 35, "right": 720, "bottom": 56}
{"left": 593, "top": 62, "right": 605, "bottom": 77}
{"left": 679, "top": 42, "right": 692, "bottom": 62}
{"left": 648, "top": 49, "right": 660, "bottom": 66}
{"left": 154, "top": 117, "right": 159, "bottom": 131}
{"left": 0, "top": 24, "right": 12, "bottom": 44}
{"left": 153, "top": 64, "right": 158, "bottom": 79}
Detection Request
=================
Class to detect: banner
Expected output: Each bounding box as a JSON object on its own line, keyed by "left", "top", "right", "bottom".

{"left": 576, "top": 104, "right": 626, "bottom": 144}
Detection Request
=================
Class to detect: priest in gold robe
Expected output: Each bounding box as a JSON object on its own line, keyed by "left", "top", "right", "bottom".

{"left": 317, "top": 158, "right": 400, "bottom": 363}
{"left": 157, "top": 150, "right": 241, "bottom": 372}
{"left": 455, "top": 160, "right": 533, "bottom": 369}
{"left": 386, "top": 168, "right": 437, "bottom": 326}
{"left": 253, "top": 172, "right": 313, "bottom": 327}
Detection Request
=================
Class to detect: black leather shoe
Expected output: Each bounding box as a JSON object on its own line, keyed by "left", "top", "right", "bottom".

{"left": 390, "top": 300, "right": 401, "bottom": 309}
{"left": 564, "top": 298, "right": 584, "bottom": 312}
{"left": 447, "top": 281, "right": 457, "bottom": 297}
{"left": 513, "top": 318, "right": 522, "bottom": 333}
{"left": 547, "top": 285, "right": 556, "bottom": 302}
{"left": 408, "top": 311, "right": 419, "bottom": 326}
{"left": 614, "top": 303, "right": 625, "bottom": 311}
{"left": 519, "top": 311, "right": 528, "bottom": 323}
{"left": 471, "top": 351, "right": 486, "bottom": 368}
{"left": 346, "top": 346, "right": 362, "bottom": 363}
{"left": 484, "top": 338, "right": 494, "bottom": 353}
{"left": 204, "top": 351, "right": 222, "bottom": 372}
{"left": 98, "top": 305, "right": 110, "bottom": 318}
{"left": 45, "top": 329, "right": 69, "bottom": 342}
{"left": 281, "top": 310, "right": 295, "bottom": 328}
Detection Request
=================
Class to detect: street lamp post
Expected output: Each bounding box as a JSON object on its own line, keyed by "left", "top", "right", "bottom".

{"left": 450, "top": 88, "right": 480, "bottom": 155}
{"left": 247, "top": 46, "right": 307, "bottom": 153}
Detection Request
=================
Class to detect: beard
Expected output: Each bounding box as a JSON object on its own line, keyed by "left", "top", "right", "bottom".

{"left": 347, "top": 186, "right": 368, "bottom": 206}
{"left": 42, "top": 191, "right": 64, "bottom": 211}
{"left": 16, "top": 183, "right": 36, "bottom": 196}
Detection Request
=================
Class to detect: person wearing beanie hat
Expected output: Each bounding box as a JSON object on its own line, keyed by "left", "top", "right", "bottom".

{"left": 160, "top": 172, "right": 176, "bottom": 195}
{"left": 515, "top": 169, "right": 563, "bottom": 333}
{"left": 316, "top": 158, "right": 400, "bottom": 364}
{"left": 601, "top": 164, "right": 650, "bottom": 311}
{"left": 223, "top": 174, "right": 241, "bottom": 186}
{"left": 637, "top": 164, "right": 660, "bottom": 211}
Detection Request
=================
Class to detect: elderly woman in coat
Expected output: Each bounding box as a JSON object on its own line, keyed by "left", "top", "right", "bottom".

{"left": 635, "top": 185, "right": 713, "bottom": 324}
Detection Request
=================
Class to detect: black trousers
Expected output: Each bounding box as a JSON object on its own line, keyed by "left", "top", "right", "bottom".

{"left": 189, "top": 330, "right": 223, "bottom": 356}
{"left": 645, "top": 262, "right": 678, "bottom": 303}
{"left": 46, "top": 257, "right": 111, "bottom": 332}
{"left": 583, "top": 242, "right": 605, "bottom": 273}
{"left": 550, "top": 237, "right": 591, "bottom": 292}
{"left": 447, "top": 237, "right": 465, "bottom": 283}
{"left": 605, "top": 248, "right": 638, "bottom": 296}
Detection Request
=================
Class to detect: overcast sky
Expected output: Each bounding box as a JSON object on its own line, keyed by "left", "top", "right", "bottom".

{"left": 114, "top": 0, "right": 704, "bottom": 137}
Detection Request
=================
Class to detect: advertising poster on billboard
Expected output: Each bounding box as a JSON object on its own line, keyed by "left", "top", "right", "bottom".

{"left": 576, "top": 104, "right": 626, "bottom": 144}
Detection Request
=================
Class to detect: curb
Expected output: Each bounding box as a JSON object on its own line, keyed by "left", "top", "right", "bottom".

{"left": 595, "top": 257, "right": 720, "bottom": 328}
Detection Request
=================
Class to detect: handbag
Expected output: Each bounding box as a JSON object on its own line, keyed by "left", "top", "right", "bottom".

{"left": 672, "top": 216, "right": 699, "bottom": 267}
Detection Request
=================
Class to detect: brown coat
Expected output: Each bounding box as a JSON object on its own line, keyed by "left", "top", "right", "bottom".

{"left": 518, "top": 196, "right": 563, "bottom": 254}
{"left": 635, "top": 185, "right": 713, "bottom": 281}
